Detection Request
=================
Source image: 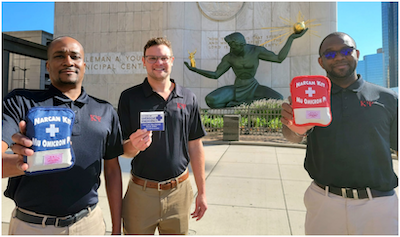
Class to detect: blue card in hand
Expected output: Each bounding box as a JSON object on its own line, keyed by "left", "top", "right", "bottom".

{"left": 140, "top": 111, "right": 164, "bottom": 131}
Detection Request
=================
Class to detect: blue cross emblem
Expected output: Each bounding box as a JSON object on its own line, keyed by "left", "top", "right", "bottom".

{"left": 156, "top": 115, "right": 163, "bottom": 121}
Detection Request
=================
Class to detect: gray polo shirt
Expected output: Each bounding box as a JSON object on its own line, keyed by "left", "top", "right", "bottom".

{"left": 2, "top": 85, "right": 124, "bottom": 216}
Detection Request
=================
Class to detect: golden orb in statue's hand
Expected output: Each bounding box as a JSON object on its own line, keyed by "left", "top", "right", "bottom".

{"left": 294, "top": 21, "right": 306, "bottom": 34}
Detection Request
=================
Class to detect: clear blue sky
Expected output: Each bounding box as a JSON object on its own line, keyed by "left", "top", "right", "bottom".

{"left": 2, "top": 2, "right": 54, "bottom": 34}
{"left": 2, "top": 1, "right": 382, "bottom": 60}
{"left": 337, "top": 1, "right": 382, "bottom": 59}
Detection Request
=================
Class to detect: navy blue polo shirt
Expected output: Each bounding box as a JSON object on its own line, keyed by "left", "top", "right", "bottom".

{"left": 118, "top": 78, "right": 206, "bottom": 181}
{"left": 305, "top": 76, "right": 398, "bottom": 191}
{"left": 2, "top": 85, "right": 124, "bottom": 216}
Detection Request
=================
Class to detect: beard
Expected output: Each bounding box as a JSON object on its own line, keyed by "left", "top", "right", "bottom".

{"left": 59, "top": 79, "right": 77, "bottom": 84}
{"left": 326, "top": 61, "right": 357, "bottom": 80}
{"left": 53, "top": 68, "right": 81, "bottom": 85}
{"left": 53, "top": 73, "right": 81, "bottom": 86}
{"left": 57, "top": 77, "right": 78, "bottom": 85}
{"left": 327, "top": 68, "right": 354, "bottom": 79}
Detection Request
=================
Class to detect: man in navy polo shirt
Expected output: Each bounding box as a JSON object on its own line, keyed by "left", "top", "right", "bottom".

{"left": 2, "top": 36, "right": 124, "bottom": 235}
{"left": 118, "top": 37, "right": 207, "bottom": 234}
{"left": 281, "top": 32, "right": 398, "bottom": 234}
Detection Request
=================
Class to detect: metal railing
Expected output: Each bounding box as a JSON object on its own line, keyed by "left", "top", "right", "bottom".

{"left": 200, "top": 107, "right": 282, "bottom": 136}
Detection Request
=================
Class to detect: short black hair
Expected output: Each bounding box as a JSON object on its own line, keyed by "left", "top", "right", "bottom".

{"left": 319, "top": 32, "right": 357, "bottom": 56}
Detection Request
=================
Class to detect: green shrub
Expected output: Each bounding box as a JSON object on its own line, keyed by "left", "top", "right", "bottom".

{"left": 201, "top": 113, "right": 223, "bottom": 128}
{"left": 234, "top": 98, "right": 287, "bottom": 109}
{"left": 201, "top": 99, "right": 285, "bottom": 131}
{"left": 267, "top": 117, "right": 283, "bottom": 129}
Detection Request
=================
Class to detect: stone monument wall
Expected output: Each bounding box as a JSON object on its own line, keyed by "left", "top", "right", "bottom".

{"left": 54, "top": 2, "right": 336, "bottom": 108}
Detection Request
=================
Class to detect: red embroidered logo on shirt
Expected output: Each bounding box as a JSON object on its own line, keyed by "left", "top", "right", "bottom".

{"left": 360, "top": 101, "right": 373, "bottom": 107}
{"left": 90, "top": 115, "right": 102, "bottom": 122}
{"left": 177, "top": 103, "right": 186, "bottom": 109}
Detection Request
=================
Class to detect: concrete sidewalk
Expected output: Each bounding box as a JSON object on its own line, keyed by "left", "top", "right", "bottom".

{"left": 2, "top": 142, "right": 398, "bottom": 235}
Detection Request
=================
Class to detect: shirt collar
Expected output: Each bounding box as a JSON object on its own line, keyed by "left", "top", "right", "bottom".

{"left": 173, "top": 80, "right": 184, "bottom": 98}
{"left": 49, "top": 84, "right": 89, "bottom": 105}
{"left": 142, "top": 78, "right": 183, "bottom": 98}
{"left": 331, "top": 74, "right": 365, "bottom": 94}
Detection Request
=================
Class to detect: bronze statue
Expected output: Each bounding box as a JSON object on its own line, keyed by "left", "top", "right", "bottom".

{"left": 184, "top": 29, "right": 308, "bottom": 108}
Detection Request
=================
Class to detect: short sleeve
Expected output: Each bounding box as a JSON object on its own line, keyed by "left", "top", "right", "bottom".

{"left": 2, "top": 93, "right": 25, "bottom": 146}
{"left": 104, "top": 106, "right": 124, "bottom": 159}
{"left": 188, "top": 94, "right": 206, "bottom": 141}
{"left": 117, "top": 91, "right": 133, "bottom": 141}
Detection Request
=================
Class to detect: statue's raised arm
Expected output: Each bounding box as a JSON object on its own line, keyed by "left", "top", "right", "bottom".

{"left": 258, "top": 28, "right": 308, "bottom": 63}
{"left": 184, "top": 55, "right": 231, "bottom": 79}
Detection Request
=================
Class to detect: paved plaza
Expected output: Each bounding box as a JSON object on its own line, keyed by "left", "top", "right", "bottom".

{"left": 2, "top": 141, "right": 398, "bottom": 235}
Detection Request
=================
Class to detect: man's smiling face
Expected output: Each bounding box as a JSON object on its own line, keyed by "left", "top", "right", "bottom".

{"left": 318, "top": 34, "right": 359, "bottom": 84}
{"left": 46, "top": 37, "right": 86, "bottom": 88}
{"left": 142, "top": 44, "right": 174, "bottom": 82}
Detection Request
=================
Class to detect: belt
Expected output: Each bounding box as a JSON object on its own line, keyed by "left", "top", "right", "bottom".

{"left": 15, "top": 203, "right": 97, "bottom": 227}
{"left": 132, "top": 170, "right": 189, "bottom": 191}
{"left": 315, "top": 181, "right": 394, "bottom": 199}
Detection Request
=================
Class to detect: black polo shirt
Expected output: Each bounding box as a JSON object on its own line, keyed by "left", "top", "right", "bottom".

{"left": 118, "top": 78, "right": 206, "bottom": 181}
{"left": 2, "top": 85, "right": 124, "bottom": 216}
{"left": 305, "top": 76, "right": 398, "bottom": 191}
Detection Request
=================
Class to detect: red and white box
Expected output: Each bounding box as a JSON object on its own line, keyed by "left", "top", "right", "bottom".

{"left": 290, "top": 75, "right": 332, "bottom": 127}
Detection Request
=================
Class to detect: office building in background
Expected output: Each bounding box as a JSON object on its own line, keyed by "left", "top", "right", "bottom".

{"left": 3, "top": 30, "right": 53, "bottom": 92}
{"left": 382, "top": 2, "right": 398, "bottom": 88}
{"left": 357, "top": 48, "right": 385, "bottom": 88}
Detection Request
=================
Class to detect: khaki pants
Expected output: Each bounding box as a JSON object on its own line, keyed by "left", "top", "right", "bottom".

{"left": 9, "top": 205, "right": 106, "bottom": 235}
{"left": 122, "top": 175, "right": 193, "bottom": 234}
{"left": 304, "top": 181, "right": 398, "bottom": 235}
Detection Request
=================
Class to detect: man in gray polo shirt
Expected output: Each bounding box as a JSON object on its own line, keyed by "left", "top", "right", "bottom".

{"left": 2, "top": 36, "right": 123, "bottom": 235}
{"left": 281, "top": 32, "right": 398, "bottom": 234}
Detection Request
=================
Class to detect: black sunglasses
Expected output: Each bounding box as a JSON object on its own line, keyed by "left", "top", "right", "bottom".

{"left": 322, "top": 47, "right": 356, "bottom": 59}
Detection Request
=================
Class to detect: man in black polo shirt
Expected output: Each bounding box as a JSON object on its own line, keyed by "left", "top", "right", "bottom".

{"left": 281, "top": 32, "right": 398, "bottom": 234}
{"left": 118, "top": 37, "right": 207, "bottom": 234}
{"left": 2, "top": 36, "right": 124, "bottom": 235}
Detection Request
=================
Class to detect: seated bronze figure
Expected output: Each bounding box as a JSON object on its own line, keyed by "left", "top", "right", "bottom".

{"left": 184, "top": 29, "right": 308, "bottom": 108}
